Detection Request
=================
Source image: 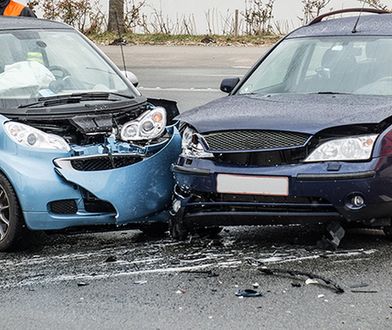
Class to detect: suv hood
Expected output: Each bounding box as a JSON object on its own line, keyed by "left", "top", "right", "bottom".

{"left": 178, "top": 94, "right": 392, "bottom": 134}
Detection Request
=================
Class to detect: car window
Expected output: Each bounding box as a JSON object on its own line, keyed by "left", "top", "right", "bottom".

{"left": 238, "top": 36, "right": 392, "bottom": 96}
{"left": 0, "top": 29, "right": 138, "bottom": 108}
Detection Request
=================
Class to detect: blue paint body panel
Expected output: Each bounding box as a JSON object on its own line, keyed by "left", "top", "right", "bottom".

{"left": 0, "top": 114, "right": 181, "bottom": 230}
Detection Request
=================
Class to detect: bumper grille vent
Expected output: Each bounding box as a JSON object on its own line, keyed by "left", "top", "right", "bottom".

{"left": 49, "top": 200, "right": 78, "bottom": 215}
{"left": 203, "top": 130, "right": 310, "bottom": 152}
{"left": 71, "top": 154, "right": 143, "bottom": 171}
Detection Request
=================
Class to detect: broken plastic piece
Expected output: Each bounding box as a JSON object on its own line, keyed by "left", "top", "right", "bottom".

{"left": 105, "top": 256, "right": 117, "bottom": 263}
{"left": 317, "top": 222, "right": 346, "bottom": 250}
{"left": 291, "top": 282, "right": 302, "bottom": 288}
{"left": 259, "top": 268, "right": 344, "bottom": 294}
{"left": 235, "top": 289, "right": 263, "bottom": 298}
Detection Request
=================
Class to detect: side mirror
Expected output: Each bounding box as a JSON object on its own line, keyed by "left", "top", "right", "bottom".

{"left": 121, "top": 70, "right": 139, "bottom": 87}
{"left": 220, "top": 77, "right": 240, "bottom": 93}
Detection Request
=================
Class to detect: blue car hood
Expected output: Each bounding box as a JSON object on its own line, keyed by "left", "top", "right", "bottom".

{"left": 178, "top": 94, "right": 392, "bottom": 134}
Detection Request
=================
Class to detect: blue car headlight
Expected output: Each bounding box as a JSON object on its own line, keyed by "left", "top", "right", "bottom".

{"left": 181, "top": 127, "right": 213, "bottom": 158}
{"left": 4, "top": 121, "right": 70, "bottom": 151}
{"left": 304, "top": 134, "right": 378, "bottom": 162}
{"left": 120, "top": 107, "right": 167, "bottom": 141}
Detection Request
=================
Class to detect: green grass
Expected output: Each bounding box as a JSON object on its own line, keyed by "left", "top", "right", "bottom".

{"left": 87, "top": 32, "right": 281, "bottom": 46}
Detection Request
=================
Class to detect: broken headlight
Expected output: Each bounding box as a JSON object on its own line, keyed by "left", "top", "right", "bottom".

{"left": 304, "top": 135, "right": 378, "bottom": 162}
{"left": 181, "top": 127, "right": 213, "bottom": 158}
{"left": 120, "top": 107, "right": 166, "bottom": 141}
{"left": 4, "top": 122, "right": 70, "bottom": 152}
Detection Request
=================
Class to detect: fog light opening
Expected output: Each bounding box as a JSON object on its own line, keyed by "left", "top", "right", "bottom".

{"left": 347, "top": 194, "right": 365, "bottom": 210}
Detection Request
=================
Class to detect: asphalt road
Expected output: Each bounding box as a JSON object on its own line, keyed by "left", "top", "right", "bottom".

{"left": 1, "top": 46, "right": 392, "bottom": 330}
{"left": 100, "top": 45, "right": 267, "bottom": 111}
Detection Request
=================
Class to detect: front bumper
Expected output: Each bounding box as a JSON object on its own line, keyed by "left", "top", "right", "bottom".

{"left": 0, "top": 126, "right": 181, "bottom": 231}
{"left": 172, "top": 155, "right": 392, "bottom": 227}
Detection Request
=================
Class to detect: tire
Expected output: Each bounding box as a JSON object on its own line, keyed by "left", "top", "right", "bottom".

{"left": 196, "top": 227, "right": 223, "bottom": 238}
{"left": 0, "top": 173, "right": 26, "bottom": 252}
{"left": 141, "top": 223, "right": 168, "bottom": 237}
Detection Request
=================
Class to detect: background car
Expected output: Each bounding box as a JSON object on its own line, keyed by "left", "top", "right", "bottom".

{"left": 0, "top": 17, "right": 181, "bottom": 251}
{"left": 171, "top": 8, "right": 392, "bottom": 247}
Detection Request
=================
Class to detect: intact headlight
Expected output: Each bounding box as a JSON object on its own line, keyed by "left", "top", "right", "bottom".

{"left": 304, "top": 135, "right": 378, "bottom": 162}
{"left": 181, "top": 127, "right": 213, "bottom": 158}
{"left": 4, "top": 122, "right": 70, "bottom": 151}
{"left": 121, "top": 107, "right": 166, "bottom": 141}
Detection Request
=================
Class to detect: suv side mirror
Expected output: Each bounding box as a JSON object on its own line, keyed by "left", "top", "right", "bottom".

{"left": 220, "top": 77, "right": 240, "bottom": 93}
{"left": 121, "top": 70, "right": 139, "bottom": 87}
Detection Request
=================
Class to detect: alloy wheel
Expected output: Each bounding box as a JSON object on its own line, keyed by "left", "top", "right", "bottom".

{"left": 0, "top": 185, "right": 10, "bottom": 242}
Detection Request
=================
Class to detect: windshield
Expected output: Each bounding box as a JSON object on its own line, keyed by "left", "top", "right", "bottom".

{"left": 0, "top": 29, "right": 138, "bottom": 108}
{"left": 238, "top": 36, "right": 392, "bottom": 96}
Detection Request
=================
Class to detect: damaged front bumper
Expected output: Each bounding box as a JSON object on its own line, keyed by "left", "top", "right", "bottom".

{"left": 0, "top": 126, "right": 181, "bottom": 231}
{"left": 172, "top": 155, "right": 392, "bottom": 228}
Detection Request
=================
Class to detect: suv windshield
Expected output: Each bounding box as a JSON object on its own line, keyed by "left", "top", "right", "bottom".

{"left": 0, "top": 29, "right": 138, "bottom": 108}
{"left": 238, "top": 36, "right": 392, "bottom": 96}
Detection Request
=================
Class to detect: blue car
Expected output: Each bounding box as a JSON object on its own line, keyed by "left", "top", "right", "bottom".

{"left": 0, "top": 17, "right": 181, "bottom": 251}
{"left": 171, "top": 8, "right": 392, "bottom": 246}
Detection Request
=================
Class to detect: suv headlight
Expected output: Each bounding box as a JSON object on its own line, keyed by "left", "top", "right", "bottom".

{"left": 4, "top": 122, "right": 70, "bottom": 151}
{"left": 181, "top": 127, "right": 213, "bottom": 158}
{"left": 304, "top": 134, "right": 378, "bottom": 162}
{"left": 121, "top": 107, "right": 166, "bottom": 141}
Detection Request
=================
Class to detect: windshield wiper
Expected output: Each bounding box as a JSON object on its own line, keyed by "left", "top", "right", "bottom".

{"left": 18, "top": 92, "right": 134, "bottom": 109}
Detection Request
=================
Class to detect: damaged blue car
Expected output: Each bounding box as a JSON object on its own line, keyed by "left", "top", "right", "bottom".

{"left": 0, "top": 17, "right": 181, "bottom": 251}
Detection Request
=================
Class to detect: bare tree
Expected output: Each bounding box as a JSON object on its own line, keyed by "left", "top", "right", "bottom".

{"left": 242, "top": 0, "right": 275, "bottom": 35}
{"left": 108, "top": 0, "right": 125, "bottom": 33}
{"left": 361, "top": 0, "right": 389, "bottom": 10}
{"left": 300, "top": 0, "right": 332, "bottom": 25}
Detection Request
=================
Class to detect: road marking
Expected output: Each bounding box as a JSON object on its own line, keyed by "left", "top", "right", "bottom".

{"left": 139, "top": 87, "right": 221, "bottom": 92}
{"left": 232, "top": 65, "right": 251, "bottom": 69}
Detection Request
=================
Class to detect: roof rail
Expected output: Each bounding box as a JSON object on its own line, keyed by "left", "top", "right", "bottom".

{"left": 309, "top": 8, "right": 389, "bottom": 25}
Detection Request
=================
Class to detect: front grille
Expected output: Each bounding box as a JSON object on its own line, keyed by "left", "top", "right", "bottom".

{"left": 71, "top": 154, "right": 143, "bottom": 171}
{"left": 187, "top": 193, "right": 336, "bottom": 214}
{"left": 203, "top": 130, "right": 310, "bottom": 152}
{"left": 49, "top": 200, "right": 78, "bottom": 215}
{"left": 214, "top": 148, "right": 307, "bottom": 166}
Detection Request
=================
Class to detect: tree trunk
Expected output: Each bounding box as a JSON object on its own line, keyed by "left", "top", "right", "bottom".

{"left": 107, "top": 0, "right": 125, "bottom": 33}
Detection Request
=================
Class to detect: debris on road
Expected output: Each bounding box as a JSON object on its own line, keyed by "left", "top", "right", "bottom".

{"left": 291, "top": 282, "right": 302, "bottom": 288}
{"left": 252, "top": 282, "right": 260, "bottom": 289}
{"left": 349, "top": 283, "right": 369, "bottom": 289}
{"left": 259, "top": 268, "right": 344, "bottom": 294}
{"left": 77, "top": 282, "right": 89, "bottom": 287}
{"left": 317, "top": 222, "right": 346, "bottom": 251}
{"left": 176, "top": 289, "right": 186, "bottom": 294}
{"left": 105, "top": 256, "right": 117, "bottom": 263}
{"left": 235, "top": 289, "right": 263, "bottom": 298}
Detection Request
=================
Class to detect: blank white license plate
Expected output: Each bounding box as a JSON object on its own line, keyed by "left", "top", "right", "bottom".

{"left": 217, "top": 174, "right": 289, "bottom": 196}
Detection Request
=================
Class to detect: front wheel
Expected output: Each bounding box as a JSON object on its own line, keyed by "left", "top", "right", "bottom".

{"left": 0, "top": 173, "right": 26, "bottom": 252}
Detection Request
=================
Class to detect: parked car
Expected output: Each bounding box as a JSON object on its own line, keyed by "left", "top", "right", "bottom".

{"left": 171, "top": 8, "right": 392, "bottom": 244}
{"left": 0, "top": 17, "right": 181, "bottom": 251}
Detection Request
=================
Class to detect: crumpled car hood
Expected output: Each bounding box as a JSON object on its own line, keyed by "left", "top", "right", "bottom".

{"left": 178, "top": 94, "right": 392, "bottom": 134}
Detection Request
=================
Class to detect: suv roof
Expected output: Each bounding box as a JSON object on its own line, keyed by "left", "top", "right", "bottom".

{"left": 290, "top": 13, "right": 392, "bottom": 38}
{"left": 0, "top": 16, "right": 70, "bottom": 30}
